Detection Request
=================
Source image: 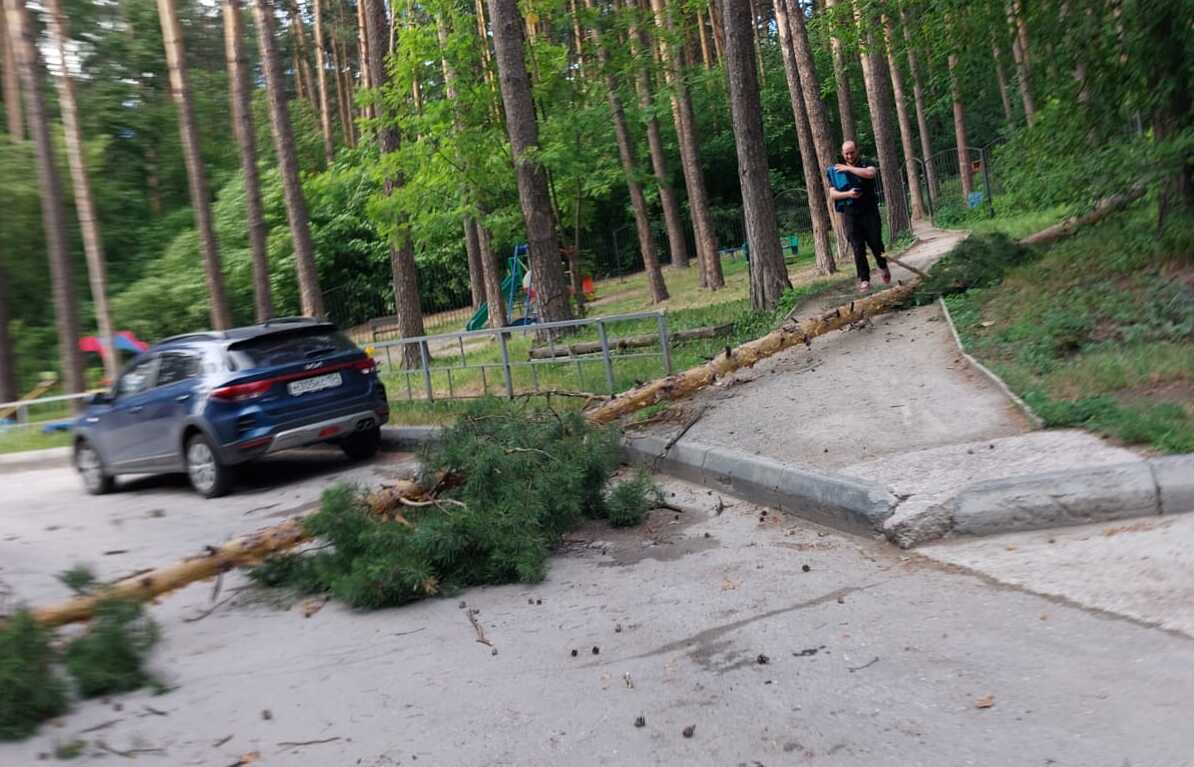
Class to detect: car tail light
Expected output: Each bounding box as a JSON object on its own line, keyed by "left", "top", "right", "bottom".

{"left": 352, "top": 357, "right": 377, "bottom": 376}
{"left": 212, "top": 379, "right": 273, "bottom": 402}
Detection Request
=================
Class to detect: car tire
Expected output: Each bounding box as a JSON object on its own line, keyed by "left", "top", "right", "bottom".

{"left": 75, "top": 440, "right": 115, "bottom": 495}
{"left": 341, "top": 425, "right": 381, "bottom": 461}
{"left": 185, "top": 432, "right": 232, "bottom": 498}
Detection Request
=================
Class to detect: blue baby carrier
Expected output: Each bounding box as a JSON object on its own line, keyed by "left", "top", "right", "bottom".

{"left": 826, "top": 166, "right": 854, "bottom": 212}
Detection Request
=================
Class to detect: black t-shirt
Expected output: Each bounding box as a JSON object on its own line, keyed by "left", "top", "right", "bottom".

{"left": 843, "top": 158, "right": 880, "bottom": 215}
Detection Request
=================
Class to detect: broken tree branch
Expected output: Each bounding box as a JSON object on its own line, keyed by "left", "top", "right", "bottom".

{"left": 467, "top": 607, "right": 492, "bottom": 646}
{"left": 1019, "top": 186, "right": 1146, "bottom": 246}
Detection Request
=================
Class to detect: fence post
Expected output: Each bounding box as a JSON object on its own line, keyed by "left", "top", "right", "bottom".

{"left": 597, "top": 320, "right": 615, "bottom": 394}
{"left": 498, "top": 331, "right": 514, "bottom": 399}
{"left": 657, "top": 313, "right": 672, "bottom": 375}
{"left": 418, "top": 341, "right": 434, "bottom": 402}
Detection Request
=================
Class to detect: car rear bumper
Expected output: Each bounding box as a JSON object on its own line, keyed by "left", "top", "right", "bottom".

{"left": 224, "top": 406, "right": 388, "bottom": 464}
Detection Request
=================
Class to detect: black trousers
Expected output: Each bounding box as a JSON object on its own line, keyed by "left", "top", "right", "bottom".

{"left": 843, "top": 208, "right": 887, "bottom": 282}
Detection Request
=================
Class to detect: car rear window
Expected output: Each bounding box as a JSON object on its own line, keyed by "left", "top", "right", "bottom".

{"left": 227, "top": 327, "right": 358, "bottom": 370}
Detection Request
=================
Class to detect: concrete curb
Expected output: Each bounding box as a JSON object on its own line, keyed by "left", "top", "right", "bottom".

{"left": 623, "top": 434, "right": 896, "bottom": 536}
{"left": 891, "top": 454, "right": 1194, "bottom": 546}
{"left": 0, "top": 446, "right": 72, "bottom": 473}
{"left": 938, "top": 297, "right": 1043, "bottom": 428}
{"left": 380, "top": 425, "right": 444, "bottom": 452}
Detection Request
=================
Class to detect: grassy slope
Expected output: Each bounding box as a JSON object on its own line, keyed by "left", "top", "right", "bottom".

{"left": 0, "top": 429, "right": 71, "bottom": 455}
{"left": 946, "top": 205, "right": 1194, "bottom": 453}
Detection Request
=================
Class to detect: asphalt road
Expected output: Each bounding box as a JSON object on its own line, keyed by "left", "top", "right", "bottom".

{"left": 1, "top": 456, "right": 1192, "bottom": 766}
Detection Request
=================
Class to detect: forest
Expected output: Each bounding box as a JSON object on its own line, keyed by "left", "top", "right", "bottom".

{"left": 0, "top": 0, "right": 1190, "bottom": 400}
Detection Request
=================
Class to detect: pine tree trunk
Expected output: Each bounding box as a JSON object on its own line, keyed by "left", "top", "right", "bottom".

{"left": 708, "top": 0, "right": 724, "bottom": 61}
{"left": 1007, "top": 0, "right": 1034, "bottom": 125}
{"left": 286, "top": 0, "right": 319, "bottom": 113}
{"left": 364, "top": 0, "right": 426, "bottom": 363}
{"left": 853, "top": 1, "right": 908, "bottom": 240}
{"left": 222, "top": 0, "right": 273, "bottom": 323}
{"left": 44, "top": 0, "right": 120, "bottom": 383}
{"left": 783, "top": 0, "right": 848, "bottom": 263}
{"left": 330, "top": 27, "right": 355, "bottom": 146}
{"left": 156, "top": 0, "right": 233, "bottom": 329}
{"left": 463, "top": 218, "right": 486, "bottom": 309}
{"left": 312, "top": 0, "right": 335, "bottom": 164}
{"left": 696, "top": 6, "right": 712, "bottom": 68}
{"left": 0, "top": 6, "right": 20, "bottom": 139}
{"left": 646, "top": 0, "right": 723, "bottom": 289}
{"left": 0, "top": 264, "right": 15, "bottom": 402}
{"left": 4, "top": 0, "right": 84, "bottom": 395}
{"left": 356, "top": 0, "right": 372, "bottom": 119}
{"left": 824, "top": 0, "right": 856, "bottom": 142}
{"left": 991, "top": 38, "right": 1014, "bottom": 125}
{"left": 721, "top": 0, "right": 789, "bottom": 311}
{"left": 488, "top": 0, "right": 573, "bottom": 324}
{"left": 624, "top": 6, "right": 690, "bottom": 274}
{"left": 772, "top": 0, "right": 835, "bottom": 274}
{"left": 253, "top": 0, "right": 325, "bottom": 318}
{"left": 881, "top": 12, "right": 924, "bottom": 222}
{"left": 475, "top": 214, "right": 507, "bottom": 327}
{"left": 900, "top": 5, "right": 936, "bottom": 207}
{"left": 145, "top": 145, "right": 163, "bottom": 215}
{"left": 746, "top": 0, "right": 765, "bottom": 90}
{"left": 947, "top": 51, "right": 973, "bottom": 201}
{"left": 585, "top": 0, "right": 668, "bottom": 302}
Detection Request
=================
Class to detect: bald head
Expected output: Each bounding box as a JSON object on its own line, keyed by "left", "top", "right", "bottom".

{"left": 842, "top": 141, "right": 859, "bottom": 164}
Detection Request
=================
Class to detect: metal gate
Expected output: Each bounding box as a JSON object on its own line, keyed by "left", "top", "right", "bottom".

{"left": 915, "top": 146, "right": 996, "bottom": 227}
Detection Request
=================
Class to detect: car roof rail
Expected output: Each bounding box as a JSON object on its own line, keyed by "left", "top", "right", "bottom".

{"left": 156, "top": 331, "right": 223, "bottom": 345}
{"left": 262, "top": 315, "right": 322, "bottom": 327}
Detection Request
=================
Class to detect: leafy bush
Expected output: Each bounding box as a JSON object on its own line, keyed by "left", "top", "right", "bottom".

{"left": 252, "top": 401, "right": 651, "bottom": 609}
{"left": 0, "top": 610, "right": 69, "bottom": 741}
{"left": 64, "top": 601, "right": 160, "bottom": 699}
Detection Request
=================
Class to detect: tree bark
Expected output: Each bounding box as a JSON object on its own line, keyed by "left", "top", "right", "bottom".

{"left": 330, "top": 25, "right": 355, "bottom": 146}
{"left": 624, "top": 6, "right": 690, "bottom": 274}
{"left": 6, "top": 0, "right": 83, "bottom": 396}
{"left": 783, "top": 0, "right": 849, "bottom": 264}
{"left": 853, "top": 1, "right": 908, "bottom": 240}
{"left": 881, "top": 12, "right": 924, "bottom": 222}
{"left": 0, "top": 264, "right": 15, "bottom": 402}
{"left": 488, "top": 0, "right": 572, "bottom": 323}
{"left": 223, "top": 0, "right": 273, "bottom": 323}
{"left": 746, "top": 0, "right": 765, "bottom": 89}
{"left": 1007, "top": 0, "right": 1034, "bottom": 125}
{"left": 947, "top": 51, "right": 973, "bottom": 201}
{"left": 286, "top": 0, "right": 319, "bottom": 113}
{"left": 44, "top": 0, "right": 120, "bottom": 384}
{"left": 585, "top": 0, "right": 667, "bottom": 303}
{"left": 721, "top": 0, "right": 790, "bottom": 311}
{"left": 772, "top": 0, "right": 835, "bottom": 274}
{"left": 253, "top": 0, "right": 325, "bottom": 318}
{"left": 646, "top": 0, "right": 722, "bottom": 289}
{"left": 475, "top": 214, "right": 507, "bottom": 327}
{"left": 991, "top": 37, "right": 1014, "bottom": 125}
{"left": 824, "top": 0, "right": 856, "bottom": 143}
{"left": 696, "top": 6, "right": 712, "bottom": 68}
{"left": 312, "top": 0, "right": 335, "bottom": 164}
{"left": 463, "top": 217, "right": 486, "bottom": 309}
{"left": 900, "top": 5, "right": 936, "bottom": 207}
{"left": 364, "top": 0, "right": 426, "bottom": 362}
{"left": 0, "top": 5, "right": 20, "bottom": 139}
{"left": 356, "top": 0, "right": 373, "bottom": 119}
{"left": 707, "top": 0, "right": 724, "bottom": 62}
{"left": 156, "top": 0, "right": 233, "bottom": 329}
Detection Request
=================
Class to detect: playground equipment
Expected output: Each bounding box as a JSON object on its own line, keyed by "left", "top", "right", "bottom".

{"left": 78, "top": 330, "right": 149, "bottom": 356}
{"left": 0, "top": 372, "right": 58, "bottom": 421}
{"left": 466, "top": 245, "right": 536, "bottom": 330}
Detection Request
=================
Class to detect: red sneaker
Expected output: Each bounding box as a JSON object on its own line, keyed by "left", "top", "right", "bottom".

{"left": 880, "top": 267, "right": 892, "bottom": 285}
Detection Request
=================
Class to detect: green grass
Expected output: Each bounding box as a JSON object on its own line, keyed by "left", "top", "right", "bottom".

{"left": 0, "top": 429, "right": 71, "bottom": 455}
{"left": 944, "top": 205, "right": 1194, "bottom": 453}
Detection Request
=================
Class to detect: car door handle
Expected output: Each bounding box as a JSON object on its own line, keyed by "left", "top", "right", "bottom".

{"left": 129, "top": 405, "right": 144, "bottom": 414}
{"left": 176, "top": 394, "right": 191, "bottom": 402}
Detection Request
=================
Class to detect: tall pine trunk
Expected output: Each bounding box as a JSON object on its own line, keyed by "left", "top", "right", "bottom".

{"left": 624, "top": 4, "right": 690, "bottom": 275}
{"left": 773, "top": 0, "right": 835, "bottom": 274}
{"left": 0, "top": 6, "right": 20, "bottom": 139}
{"left": 356, "top": 0, "right": 373, "bottom": 120}
{"left": 900, "top": 5, "right": 937, "bottom": 207}
{"left": 783, "top": 0, "right": 848, "bottom": 263}
{"left": 488, "top": 0, "right": 572, "bottom": 323}
{"left": 331, "top": 31, "right": 354, "bottom": 146}
{"left": 1007, "top": 0, "right": 1034, "bottom": 125}
{"left": 881, "top": 12, "right": 924, "bottom": 222}
{"left": 285, "top": 0, "right": 319, "bottom": 113}
{"left": 947, "top": 50, "right": 973, "bottom": 202}
{"left": 721, "top": 0, "right": 789, "bottom": 311}
{"left": 585, "top": 0, "right": 667, "bottom": 302}
{"left": 646, "top": 0, "right": 722, "bottom": 289}
{"left": 4, "top": 0, "right": 84, "bottom": 395}
{"left": 824, "top": 0, "right": 855, "bottom": 142}
{"left": 45, "top": 0, "right": 119, "bottom": 383}
{"left": 696, "top": 6, "right": 712, "bottom": 68}
{"left": 853, "top": 1, "right": 908, "bottom": 240}
{"left": 0, "top": 264, "right": 15, "bottom": 402}
{"left": 222, "top": 0, "right": 272, "bottom": 322}
{"left": 991, "top": 37, "right": 1014, "bottom": 125}
{"left": 312, "top": 0, "right": 335, "bottom": 164}
{"left": 252, "top": 0, "right": 325, "bottom": 317}
{"left": 475, "top": 213, "right": 506, "bottom": 327}
{"left": 364, "top": 0, "right": 426, "bottom": 362}
{"left": 157, "top": 0, "right": 233, "bottom": 329}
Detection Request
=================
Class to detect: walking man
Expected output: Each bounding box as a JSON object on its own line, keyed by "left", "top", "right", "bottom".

{"left": 828, "top": 141, "right": 891, "bottom": 293}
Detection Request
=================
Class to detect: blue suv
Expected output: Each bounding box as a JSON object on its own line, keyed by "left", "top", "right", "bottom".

{"left": 72, "top": 318, "right": 390, "bottom": 497}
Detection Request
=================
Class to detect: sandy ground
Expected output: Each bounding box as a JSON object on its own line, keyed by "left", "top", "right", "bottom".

{"left": 2, "top": 458, "right": 1193, "bottom": 766}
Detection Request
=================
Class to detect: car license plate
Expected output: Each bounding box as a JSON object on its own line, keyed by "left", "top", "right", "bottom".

{"left": 288, "top": 372, "right": 342, "bottom": 397}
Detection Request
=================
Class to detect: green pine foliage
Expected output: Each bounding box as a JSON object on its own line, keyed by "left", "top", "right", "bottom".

{"left": 907, "top": 234, "right": 1036, "bottom": 306}
{"left": 251, "top": 402, "right": 656, "bottom": 608}
{"left": 0, "top": 610, "right": 69, "bottom": 741}
{"left": 64, "top": 600, "right": 160, "bottom": 699}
